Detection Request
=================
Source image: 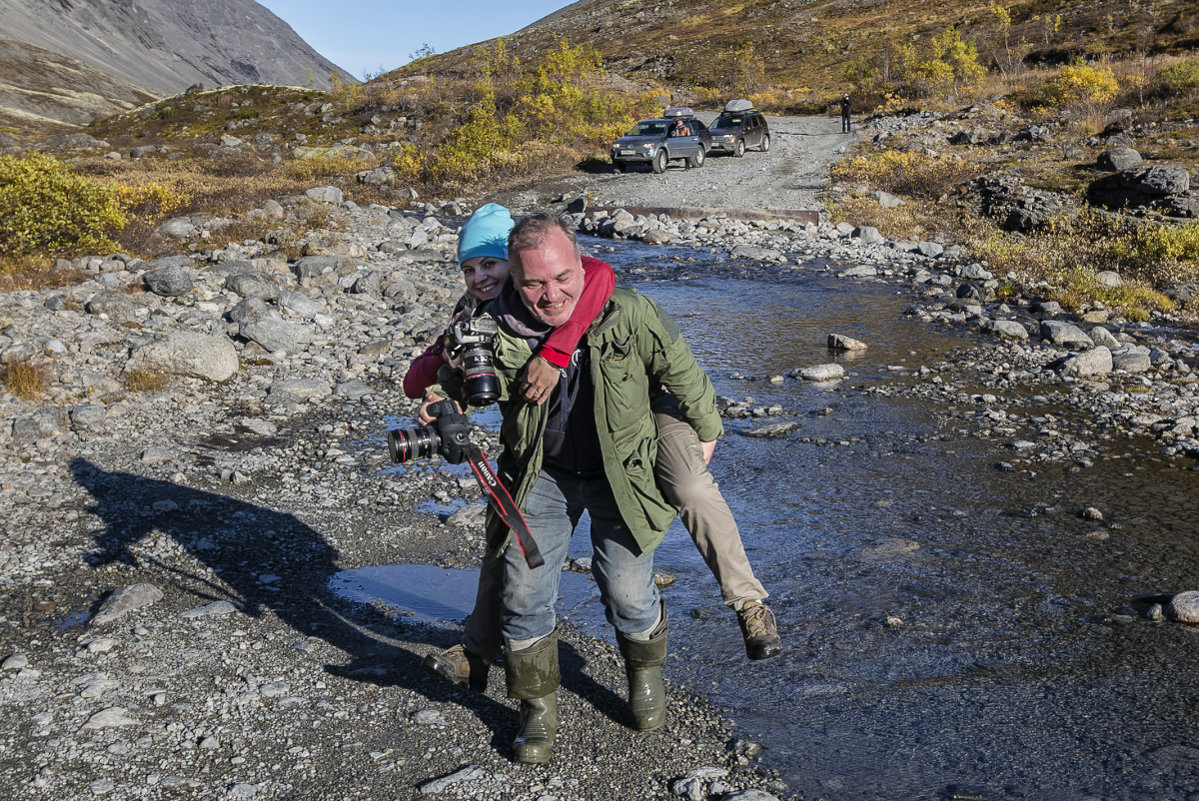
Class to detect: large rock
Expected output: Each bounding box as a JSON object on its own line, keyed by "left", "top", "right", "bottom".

{"left": 1040, "top": 320, "right": 1093, "bottom": 347}
{"left": 851, "top": 225, "right": 884, "bottom": 245}
{"left": 794, "top": 363, "right": 845, "bottom": 381}
{"left": 128, "top": 332, "right": 238, "bottom": 382}
{"left": 91, "top": 583, "right": 163, "bottom": 627}
{"left": 1167, "top": 590, "right": 1199, "bottom": 623}
{"left": 225, "top": 272, "right": 280, "bottom": 300}
{"left": 142, "top": 255, "right": 194, "bottom": 297}
{"left": 240, "top": 318, "right": 311, "bottom": 353}
{"left": 306, "top": 186, "right": 343, "bottom": 203}
{"left": 277, "top": 289, "right": 324, "bottom": 320}
{"left": 1058, "top": 346, "right": 1112, "bottom": 378}
{"left": 1097, "top": 148, "right": 1142, "bottom": 171}
{"left": 985, "top": 319, "right": 1029, "bottom": 340}
{"left": 84, "top": 290, "right": 138, "bottom": 322}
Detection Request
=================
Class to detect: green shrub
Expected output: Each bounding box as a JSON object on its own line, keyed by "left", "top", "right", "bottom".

{"left": 1045, "top": 59, "right": 1119, "bottom": 105}
{"left": 1157, "top": 59, "right": 1199, "bottom": 98}
{"left": 0, "top": 152, "right": 126, "bottom": 258}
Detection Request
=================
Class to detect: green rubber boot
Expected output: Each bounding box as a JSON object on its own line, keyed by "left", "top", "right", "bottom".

{"left": 503, "top": 631, "right": 560, "bottom": 764}
{"left": 616, "top": 605, "right": 668, "bottom": 732}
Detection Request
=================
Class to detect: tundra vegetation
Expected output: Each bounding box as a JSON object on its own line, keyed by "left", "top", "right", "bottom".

{"left": 2, "top": 2, "right": 1198, "bottom": 322}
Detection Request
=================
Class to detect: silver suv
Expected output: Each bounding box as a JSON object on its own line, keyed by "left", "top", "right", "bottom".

{"left": 610, "top": 107, "right": 710, "bottom": 174}
{"left": 707, "top": 99, "right": 770, "bottom": 157}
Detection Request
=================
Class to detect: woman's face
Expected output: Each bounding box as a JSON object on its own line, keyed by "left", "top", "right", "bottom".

{"left": 461, "top": 256, "right": 509, "bottom": 302}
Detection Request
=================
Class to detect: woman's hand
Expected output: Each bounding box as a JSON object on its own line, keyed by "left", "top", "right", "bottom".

{"left": 521, "top": 355, "right": 562, "bottom": 405}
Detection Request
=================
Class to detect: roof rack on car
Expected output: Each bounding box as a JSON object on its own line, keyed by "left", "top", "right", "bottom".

{"left": 723, "top": 98, "right": 754, "bottom": 113}
{"left": 663, "top": 107, "right": 694, "bottom": 118}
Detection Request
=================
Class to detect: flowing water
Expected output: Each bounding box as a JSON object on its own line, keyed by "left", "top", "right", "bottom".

{"left": 337, "top": 239, "right": 1199, "bottom": 801}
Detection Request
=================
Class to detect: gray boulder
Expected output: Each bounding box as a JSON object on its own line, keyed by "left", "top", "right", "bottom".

{"left": 277, "top": 289, "right": 324, "bottom": 320}
{"left": 1059, "top": 346, "right": 1113, "bottom": 378}
{"left": 91, "top": 583, "right": 163, "bottom": 627}
{"left": 228, "top": 295, "right": 274, "bottom": 324}
{"left": 1040, "top": 320, "right": 1093, "bottom": 347}
{"left": 69, "top": 403, "right": 108, "bottom": 430}
{"left": 794, "top": 363, "right": 845, "bottom": 381}
{"left": 240, "top": 318, "right": 311, "bottom": 353}
{"left": 1097, "top": 148, "right": 1142, "bottom": 171}
{"left": 828, "top": 333, "right": 867, "bottom": 351}
{"left": 84, "top": 291, "right": 138, "bottom": 322}
{"left": 1167, "top": 590, "right": 1199, "bottom": 623}
{"left": 12, "top": 407, "right": 67, "bottom": 441}
{"left": 306, "top": 186, "right": 343, "bottom": 203}
{"left": 869, "top": 190, "right": 905, "bottom": 208}
{"left": 851, "top": 226, "right": 885, "bottom": 245}
{"left": 143, "top": 261, "right": 193, "bottom": 297}
{"left": 1112, "top": 347, "right": 1152, "bottom": 373}
{"left": 268, "top": 378, "right": 331, "bottom": 402}
{"left": 128, "top": 332, "right": 239, "bottom": 382}
{"left": 225, "top": 272, "right": 279, "bottom": 300}
{"left": 986, "top": 320, "right": 1029, "bottom": 340}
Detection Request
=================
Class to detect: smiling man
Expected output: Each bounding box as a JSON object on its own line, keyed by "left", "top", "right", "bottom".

{"left": 425, "top": 212, "right": 723, "bottom": 764}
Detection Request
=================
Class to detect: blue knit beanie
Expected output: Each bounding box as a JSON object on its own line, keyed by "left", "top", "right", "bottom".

{"left": 457, "top": 203, "right": 514, "bottom": 266}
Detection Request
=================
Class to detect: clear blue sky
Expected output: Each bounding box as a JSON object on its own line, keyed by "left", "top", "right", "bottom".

{"left": 256, "top": 1, "right": 572, "bottom": 80}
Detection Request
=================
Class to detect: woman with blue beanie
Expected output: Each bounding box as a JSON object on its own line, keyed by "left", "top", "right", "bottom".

{"left": 403, "top": 203, "right": 615, "bottom": 400}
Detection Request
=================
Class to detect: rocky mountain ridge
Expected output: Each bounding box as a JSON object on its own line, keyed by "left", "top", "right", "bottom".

{"left": 0, "top": 0, "right": 351, "bottom": 132}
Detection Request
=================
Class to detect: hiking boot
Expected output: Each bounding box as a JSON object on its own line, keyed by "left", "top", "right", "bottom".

{"left": 737, "top": 600, "right": 782, "bottom": 660}
{"left": 421, "top": 644, "right": 489, "bottom": 692}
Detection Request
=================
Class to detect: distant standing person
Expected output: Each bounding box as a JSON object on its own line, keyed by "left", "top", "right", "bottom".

{"left": 840, "top": 94, "right": 852, "bottom": 133}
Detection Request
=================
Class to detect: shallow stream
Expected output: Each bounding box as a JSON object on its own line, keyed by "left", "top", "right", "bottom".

{"left": 339, "top": 239, "right": 1199, "bottom": 801}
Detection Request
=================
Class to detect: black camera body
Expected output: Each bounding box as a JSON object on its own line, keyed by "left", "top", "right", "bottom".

{"left": 447, "top": 316, "right": 499, "bottom": 406}
{"left": 388, "top": 400, "right": 472, "bottom": 464}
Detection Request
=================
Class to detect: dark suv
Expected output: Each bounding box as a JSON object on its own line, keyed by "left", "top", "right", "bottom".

{"left": 707, "top": 99, "right": 770, "bottom": 157}
{"left": 610, "top": 107, "right": 711, "bottom": 173}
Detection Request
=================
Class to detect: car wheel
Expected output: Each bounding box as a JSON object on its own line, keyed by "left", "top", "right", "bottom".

{"left": 733, "top": 139, "right": 746, "bottom": 158}
{"left": 688, "top": 147, "right": 705, "bottom": 168}
{"left": 759, "top": 134, "right": 771, "bottom": 152}
{"left": 652, "top": 148, "right": 668, "bottom": 174}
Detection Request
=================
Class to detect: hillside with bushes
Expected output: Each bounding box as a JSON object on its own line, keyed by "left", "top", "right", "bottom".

{"left": 3, "top": 0, "right": 1199, "bottom": 324}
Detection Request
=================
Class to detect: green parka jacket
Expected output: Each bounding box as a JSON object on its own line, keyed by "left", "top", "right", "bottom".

{"left": 434, "top": 287, "right": 722, "bottom": 555}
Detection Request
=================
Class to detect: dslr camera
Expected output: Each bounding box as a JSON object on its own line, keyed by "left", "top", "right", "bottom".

{"left": 388, "top": 399, "right": 472, "bottom": 464}
{"left": 446, "top": 316, "right": 499, "bottom": 406}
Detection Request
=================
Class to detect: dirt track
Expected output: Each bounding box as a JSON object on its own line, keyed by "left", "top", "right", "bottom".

{"left": 497, "top": 114, "right": 857, "bottom": 217}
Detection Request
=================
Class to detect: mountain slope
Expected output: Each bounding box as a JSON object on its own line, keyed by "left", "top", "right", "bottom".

{"left": 0, "top": 37, "right": 157, "bottom": 132}
{"left": 406, "top": 0, "right": 1199, "bottom": 98}
{"left": 0, "top": 0, "right": 351, "bottom": 132}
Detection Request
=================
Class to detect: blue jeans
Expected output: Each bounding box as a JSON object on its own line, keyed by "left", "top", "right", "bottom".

{"left": 500, "top": 466, "right": 660, "bottom": 643}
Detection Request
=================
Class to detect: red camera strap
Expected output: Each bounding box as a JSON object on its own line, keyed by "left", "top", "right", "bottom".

{"left": 463, "top": 445, "right": 544, "bottom": 569}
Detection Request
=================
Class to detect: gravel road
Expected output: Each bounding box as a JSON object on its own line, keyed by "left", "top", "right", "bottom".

{"left": 497, "top": 114, "right": 857, "bottom": 217}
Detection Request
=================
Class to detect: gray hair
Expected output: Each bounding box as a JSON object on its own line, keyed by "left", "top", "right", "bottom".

{"left": 507, "top": 212, "right": 579, "bottom": 267}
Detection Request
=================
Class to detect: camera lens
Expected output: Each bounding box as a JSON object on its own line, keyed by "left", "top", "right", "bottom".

{"left": 387, "top": 426, "right": 441, "bottom": 463}
{"left": 461, "top": 345, "right": 499, "bottom": 406}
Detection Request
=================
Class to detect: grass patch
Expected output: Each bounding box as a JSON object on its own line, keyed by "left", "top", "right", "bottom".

{"left": 124, "top": 369, "right": 169, "bottom": 393}
{"left": 2, "top": 359, "right": 49, "bottom": 400}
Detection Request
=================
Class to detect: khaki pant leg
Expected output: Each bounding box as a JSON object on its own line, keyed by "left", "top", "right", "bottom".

{"left": 653, "top": 407, "right": 768, "bottom": 609}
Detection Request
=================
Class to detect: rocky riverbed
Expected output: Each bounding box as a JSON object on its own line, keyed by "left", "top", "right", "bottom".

{"left": 5, "top": 113, "right": 1199, "bottom": 801}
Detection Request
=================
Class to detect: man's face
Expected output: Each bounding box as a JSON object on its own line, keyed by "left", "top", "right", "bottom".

{"left": 510, "top": 227, "right": 584, "bottom": 327}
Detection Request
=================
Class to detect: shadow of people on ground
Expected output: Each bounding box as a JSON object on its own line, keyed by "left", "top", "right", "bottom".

{"left": 69, "top": 458, "right": 627, "bottom": 740}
